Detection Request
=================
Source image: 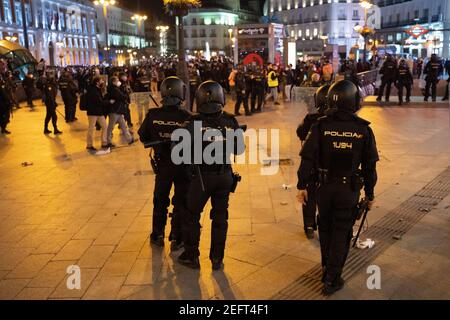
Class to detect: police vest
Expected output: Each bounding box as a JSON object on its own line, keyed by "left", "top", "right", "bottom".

{"left": 267, "top": 71, "right": 278, "bottom": 87}
{"left": 318, "top": 119, "right": 368, "bottom": 176}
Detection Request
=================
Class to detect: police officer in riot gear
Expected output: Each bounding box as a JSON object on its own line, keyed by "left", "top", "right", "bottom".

{"left": 297, "top": 80, "right": 379, "bottom": 296}
{"left": 376, "top": 55, "right": 398, "bottom": 103}
{"left": 138, "top": 76, "right": 192, "bottom": 250}
{"left": 396, "top": 60, "right": 413, "bottom": 106}
{"left": 424, "top": 54, "right": 444, "bottom": 102}
{"left": 177, "top": 80, "right": 245, "bottom": 270}
{"left": 0, "top": 75, "right": 13, "bottom": 134}
{"left": 43, "top": 73, "right": 62, "bottom": 135}
{"left": 58, "top": 71, "right": 79, "bottom": 122}
{"left": 296, "top": 84, "right": 330, "bottom": 239}
{"left": 234, "top": 65, "right": 251, "bottom": 116}
{"left": 250, "top": 66, "right": 265, "bottom": 113}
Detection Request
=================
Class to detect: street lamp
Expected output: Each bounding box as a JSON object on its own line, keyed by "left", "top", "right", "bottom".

{"left": 228, "top": 28, "right": 234, "bottom": 58}
{"left": 131, "top": 14, "right": 148, "bottom": 49}
{"left": 156, "top": 25, "right": 169, "bottom": 56}
{"left": 56, "top": 40, "right": 65, "bottom": 66}
{"left": 93, "top": 0, "right": 117, "bottom": 63}
{"left": 5, "top": 35, "right": 18, "bottom": 42}
{"left": 164, "top": 0, "right": 202, "bottom": 110}
{"left": 356, "top": 0, "right": 374, "bottom": 62}
{"left": 320, "top": 35, "right": 329, "bottom": 49}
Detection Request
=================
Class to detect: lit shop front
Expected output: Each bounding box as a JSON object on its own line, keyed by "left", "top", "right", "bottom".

{"left": 235, "top": 23, "right": 285, "bottom": 66}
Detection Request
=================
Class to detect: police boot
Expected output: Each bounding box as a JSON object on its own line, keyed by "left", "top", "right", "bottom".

{"left": 1, "top": 128, "right": 11, "bottom": 134}
{"left": 305, "top": 227, "right": 315, "bottom": 240}
{"left": 178, "top": 251, "right": 200, "bottom": 269}
{"left": 211, "top": 259, "right": 224, "bottom": 271}
{"left": 322, "top": 277, "right": 345, "bottom": 296}
{"left": 150, "top": 234, "right": 165, "bottom": 247}
{"left": 398, "top": 98, "right": 403, "bottom": 106}
{"left": 44, "top": 128, "right": 52, "bottom": 134}
{"left": 54, "top": 128, "right": 63, "bottom": 135}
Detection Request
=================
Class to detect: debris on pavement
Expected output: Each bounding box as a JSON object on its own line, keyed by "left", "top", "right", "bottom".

{"left": 355, "top": 238, "right": 375, "bottom": 249}
{"left": 21, "top": 161, "right": 33, "bottom": 167}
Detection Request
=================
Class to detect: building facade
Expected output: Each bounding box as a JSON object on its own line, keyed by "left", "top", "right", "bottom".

{"left": 0, "top": 0, "right": 99, "bottom": 66}
{"left": 182, "top": 0, "right": 261, "bottom": 56}
{"left": 95, "top": 4, "right": 147, "bottom": 51}
{"left": 268, "top": 0, "right": 367, "bottom": 58}
{"left": 375, "top": 0, "right": 450, "bottom": 59}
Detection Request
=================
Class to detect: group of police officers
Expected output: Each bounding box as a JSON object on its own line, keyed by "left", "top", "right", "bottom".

{"left": 377, "top": 53, "right": 444, "bottom": 104}
{"left": 137, "top": 72, "right": 378, "bottom": 296}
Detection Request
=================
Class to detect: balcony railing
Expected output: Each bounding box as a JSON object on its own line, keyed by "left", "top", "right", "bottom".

{"left": 338, "top": 15, "right": 347, "bottom": 21}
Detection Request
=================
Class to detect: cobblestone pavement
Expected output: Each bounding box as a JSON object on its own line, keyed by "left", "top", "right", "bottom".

{"left": 0, "top": 95, "right": 449, "bottom": 300}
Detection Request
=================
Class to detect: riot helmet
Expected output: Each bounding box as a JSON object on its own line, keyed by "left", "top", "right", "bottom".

{"left": 160, "top": 76, "right": 186, "bottom": 106}
{"left": 195, "top": 80, "right": 225, "bottom": 114}
{"left": 314, "top": 84, "right": 331, "bottom": 113}
{"left": 326, "top": 80, "right": 359, "bottom": 113}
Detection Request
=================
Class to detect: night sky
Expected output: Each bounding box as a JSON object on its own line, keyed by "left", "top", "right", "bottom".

{"left": 121, "top": 0, "right": 266, "bottom": 22}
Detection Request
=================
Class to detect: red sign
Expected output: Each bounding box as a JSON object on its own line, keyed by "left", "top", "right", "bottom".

{"left": 405, "top": 24, "right": 429, "bottom": 39}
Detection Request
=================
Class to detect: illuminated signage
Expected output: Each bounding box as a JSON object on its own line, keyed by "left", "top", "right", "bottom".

{"left": 405, "top": 24, "right": 429, "bottom": 39}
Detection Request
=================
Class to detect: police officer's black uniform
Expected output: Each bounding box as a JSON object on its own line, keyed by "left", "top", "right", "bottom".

{"left": 424, "top": 54, "right": 443, "bottom": 102}
{"left": 376, "top": 56, "right": 397, "bottom": 102}
{"left": 234, "top": 67, "right": 250, "bottom": 116}
{"left": 58, "top": 72, "right": 79, "bottom": 122}
{"left": 189, "top": 66, "right": 201, "bottom": 112}
{"left": 250, "top": 67, "right": 265, "bottom": 113}
{"left": 178, "top": 81, "right": 245, "bottom": 270}
{"left": 43, "top": 76, "right": 62, "bottom": 135}
{"left": 396, "top": 60, "right": 413, "bottom": 106}
{"left": 0, "top": 76, "right": 13, "bottom": 134}
{"left": 297, "top": 80, "right": 378, "bottom": 295}
{"left": 296, "top": 84, "right": 330, "bottom": 239}
{"left": 138, "top": 77, "right": 192, "bottom": 249}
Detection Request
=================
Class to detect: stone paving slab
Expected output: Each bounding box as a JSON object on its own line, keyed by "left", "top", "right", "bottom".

{"left": 0, "top": 96, "right": 449, "bottom": 299}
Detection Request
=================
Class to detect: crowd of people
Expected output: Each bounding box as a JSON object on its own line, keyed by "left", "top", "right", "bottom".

{"left": 1, "top": 52, "right": 449, "bottom": 137}
{"left": 0, "top": 56, "right": 338, "bottom": 138}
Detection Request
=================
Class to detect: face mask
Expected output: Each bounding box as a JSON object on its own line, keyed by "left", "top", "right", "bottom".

{"left": 115, "top": 81, "right": 121, "bottom": 87}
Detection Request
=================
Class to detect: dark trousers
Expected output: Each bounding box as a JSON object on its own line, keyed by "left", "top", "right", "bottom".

{"left": 377, "top": 79, "right": 394, "bottom": 101}
{"left": 425, "top": 79, "right": 438, "bottom": 100}
{"left": 397, "top": 83, "right": 411, "bottom": 103}
{"left": 44, "top": 105, "right": 58, "bottom": 129}
{"left": 317, "top": 183, "right": 360, "bottom": 283}
{"left": 235, "top": 92, "right": 249, "bottom": 115}
{"left": 0, "top": 109, "right": 10, "bottom": 131}
{"left": 302, "top": 184, "right": 317, "bottom": 231}
{"left": 152, "top": 164, "right": 190, "bottom": 242}
{"left": 63, "top": 98, "right": 77, "bottom": 121}
{"left": 182, "top": 170, "right": 233, "bottom": 261}
{"left": 25, "top": 90, "right": 34, "bottom": 107}
{"left": 251, "top": 89, "right": 264, "bottom": 112}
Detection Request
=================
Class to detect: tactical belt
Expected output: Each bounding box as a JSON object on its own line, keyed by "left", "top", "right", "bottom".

{"left": 200, "top": 164, "right": 231, "bottom": 175}
{"left": 327, "top": 175, "right": 353, "bottom": 185}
